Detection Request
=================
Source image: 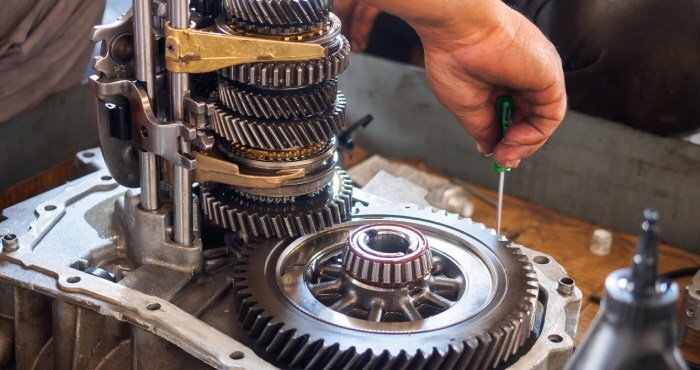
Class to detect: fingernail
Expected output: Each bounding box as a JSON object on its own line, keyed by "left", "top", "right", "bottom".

{"left": 477, "top": 143, "right": 493, "bottom": 157}
{"left": 503, "top": 160, "right": 520, "bottom": 169}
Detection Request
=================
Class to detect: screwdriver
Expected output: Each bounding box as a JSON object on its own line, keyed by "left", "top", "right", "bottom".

{"left": 494, "top": 96, "right": 515, "bottom": 235}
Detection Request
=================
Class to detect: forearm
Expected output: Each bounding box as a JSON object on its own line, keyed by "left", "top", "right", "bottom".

{"left": 358, "top": 0, "right": 509, "bottom": 48}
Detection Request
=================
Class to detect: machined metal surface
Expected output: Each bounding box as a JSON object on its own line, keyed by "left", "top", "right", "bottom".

{"left": 230, "top": 204, "right": 579, "bottom": 370}
{"left": 342, "top": 223, "right": 433, "bottom": 287}
{"left": 219, "top": 14, "right": 349, "bottom": 89}
{"left": 224, "top": 0, "right": 331, "bottom": 28}
{"left": 200, "top": 167, "right": 353, "bottom": 238}
{"left": 134, "top": 0, "right": 159, "bottom": 210}
{"left": 218, "top": 78, "right": 339, "bottom": 120}
{"left": 211, "top": 96, "right": 346, "bottom": 150}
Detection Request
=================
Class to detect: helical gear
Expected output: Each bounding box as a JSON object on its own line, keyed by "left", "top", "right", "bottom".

{"left": 210, "top": 96, "right": 345, "bottom": 150}
{"left": 231, "top": 205, "right": 540, "bottom": 370}
{"left": 218, "top": 78, "right": 338, "bottom": 120}
{"left": 222, "top": 36, "right": 350, "bottom": 88}
{"left": 200, "top": 168, "right": 352, "bottom": 238}
{"left": 224, "top": 0, "right": 332, "bottom": 29}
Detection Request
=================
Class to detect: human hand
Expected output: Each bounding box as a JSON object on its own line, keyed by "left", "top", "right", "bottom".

{"left": 333, "top": 0, "right": 381, "bottom": 52}
{"left": 360, "top": 0, "right": 566, "bottom": 168}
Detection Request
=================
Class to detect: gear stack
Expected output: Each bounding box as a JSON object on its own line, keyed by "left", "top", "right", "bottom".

{"left": 201, "top": 0, "right": 352, "bottom": 238}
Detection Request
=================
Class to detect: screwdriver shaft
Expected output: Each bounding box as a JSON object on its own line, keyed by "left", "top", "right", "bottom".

{"left": 496, "top": 171, "right": 505, "bottom": 234}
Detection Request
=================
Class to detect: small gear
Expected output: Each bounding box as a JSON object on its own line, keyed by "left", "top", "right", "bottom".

{"left": 224, "top": 0, "right": 331, "bottom": 28}
{"left": 223, "top": 35, "right": 350, "bottom": 88}
{"left": 218, "top": 139, "right": 331, "bottom": 162}
{"left": 231, "top": 205, "right": 539, "bottom": 370}
{"left": 210, "top": 95, "right": 345, "bottom": 150}
{"left": 200, "top": 168, "right": 352, "bottom": 238}
{"left": 218, "top": 78, "right": 338, "bottom": 120}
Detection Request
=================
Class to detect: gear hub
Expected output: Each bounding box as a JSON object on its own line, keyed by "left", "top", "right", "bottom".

{"left": 342, "top": 223, "right": 432, "bottom": 287}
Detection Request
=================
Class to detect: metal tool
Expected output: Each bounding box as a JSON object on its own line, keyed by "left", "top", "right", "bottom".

{"left": 566, "top": 210, "right": 689, "bottom": 370}
{"left": 494, "top": 96, "right": 515, "bottom": 234}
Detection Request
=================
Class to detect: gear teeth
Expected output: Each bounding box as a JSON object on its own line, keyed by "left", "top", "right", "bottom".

{"left": 267, "top": 327, "right": 296, "bottom": 357}
{"left": 225, "top": 36, "right": 350, "bottom": 88}
{"left": 259, "top": 321, "right": 285, "bottom": 345}
{"left": 289, "top": 338, "right": 323, "bottom": 368}
{"left": 201, "top": 169, "right": 352, "bottom": 238}
{"left": 225, "top": 0, "right": 331, "bottom": 28}
{"left": 211, "top": 96, "right": 345, "bottom": 150}
{"left": 218, "top": 77, "right": 338, "bottom": 120}
{"left": 230, "top": 205, "right": 540, "bottom": 369}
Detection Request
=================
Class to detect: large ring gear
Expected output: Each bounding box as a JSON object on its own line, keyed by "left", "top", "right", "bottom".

{"left": 231, "top": 205, "right": 540, "bottom": 370}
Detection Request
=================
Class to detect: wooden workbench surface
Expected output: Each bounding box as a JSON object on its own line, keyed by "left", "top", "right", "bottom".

{"left": 345, "top": 150, "right": 700, "bottom": 364}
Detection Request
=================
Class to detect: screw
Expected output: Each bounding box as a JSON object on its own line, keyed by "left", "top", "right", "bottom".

{"left": 2, "top": 233, "right": 19, "bottom": 252}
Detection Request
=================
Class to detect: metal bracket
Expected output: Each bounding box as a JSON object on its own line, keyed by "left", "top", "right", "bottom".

{"left": 91, "top": 9, "right": 135, "bottom": 79}
{"left": 164, "top": 23, "right": 327, "bottom": 73}
{"left": 88, "top": 76, "right": 197, "bottom": 170}
{"left": 185, "top": 96, "right": 215, "bottom": 130}
{"left": 193, "top": 152, "right": 304, "bottom": 188}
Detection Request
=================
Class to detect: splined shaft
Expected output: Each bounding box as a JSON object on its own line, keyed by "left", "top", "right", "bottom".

{"left": 201, "top": 0, "right": 352, "bottom": 238}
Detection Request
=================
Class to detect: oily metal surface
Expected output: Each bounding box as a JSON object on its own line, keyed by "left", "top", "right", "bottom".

{"left": 218, "top": 14, "right": 348, "bottom": 88}
{"left": 217, "top": 78, "right": 338, "bottom": 120}
{"left": 232, "top": 205, "right": 539, "bottom": 370}
{"left": 200, "top": 167, "right": 352, "bottom": 238}
{"left": 224, "top": 0, "right": 331, "bottom": 28}
{"left": 210, "top": 96, "right": 345, "bottom": 150}
{"left": 229, "top": 152, "right": 340, "bottom": 198}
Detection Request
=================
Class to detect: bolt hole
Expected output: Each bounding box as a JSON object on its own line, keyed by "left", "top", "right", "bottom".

{"left": 167, "top": 44, "right": 174, "bottom": 52}
{"left": 101, "top": 176, "right": 113, "bottom": 181}
{"left": 3, "top": 234, "right": 17, "bottom": 241}
{"left": 44, "top": 205, "right": 57, "bottom": 211}
{"left": 688, "top": 308, "right": 695, "bottom": 318}
{"left": 146, "top": 302, "right": 161, "bottom": 311}
{"left": 559, "top": 277, "right": 574, "bottom": 286}
{"left": 229, "top": 351, "right": 244, "bottom": 360}
{"left": 141, "top": 125, "right": 148, "bottom": 138}
{"left": 83, "top": 152, "right": 95, "bottom": 158}
{"left": 66, "top": 276, "right": 81, "bottom": 283}
{"left": 533, "top": 256, "right": 550, "bottom": 264}
{"left": 548, "top": 334, "right": 563, "bottom": 343}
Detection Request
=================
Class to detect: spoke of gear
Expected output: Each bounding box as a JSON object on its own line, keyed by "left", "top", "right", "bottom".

{"left": 210, "top": 95, "right": 345, "bottom": 150}
{"left": 223, "top": 36, "right": 350, "bottom": 88}
{"left": 224, "top": 0, "right": 331, "bottom": 28}
{"left": 231, "top": 205, "right": 540, "bottom": 370}
{"left": 218, "top": 78, "right": 338, "bottom": 120}
{"left": 200, "top": 168, "right": 352, "bottom": 238}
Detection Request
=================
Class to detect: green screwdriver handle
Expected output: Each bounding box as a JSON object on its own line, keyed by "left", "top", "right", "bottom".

{"left": 493, "top": 96, "right": 515, "bottom": 173}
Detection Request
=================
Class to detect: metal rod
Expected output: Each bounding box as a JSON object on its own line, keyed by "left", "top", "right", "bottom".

{"left": 496, "top": 172, "right": 504, "bottom": 235}
{"left": 134, "top": 0, "right": 159, "bottom": 210}
{"left": 169, "top": 0, "right": 193, "bottom": 244}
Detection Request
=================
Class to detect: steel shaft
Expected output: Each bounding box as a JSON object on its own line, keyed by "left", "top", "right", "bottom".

{"left": 169, "top": 0, "right": 193, "bottom": 244}
{"left": 134, "top": 0, "right": 159, "bottom": 210}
